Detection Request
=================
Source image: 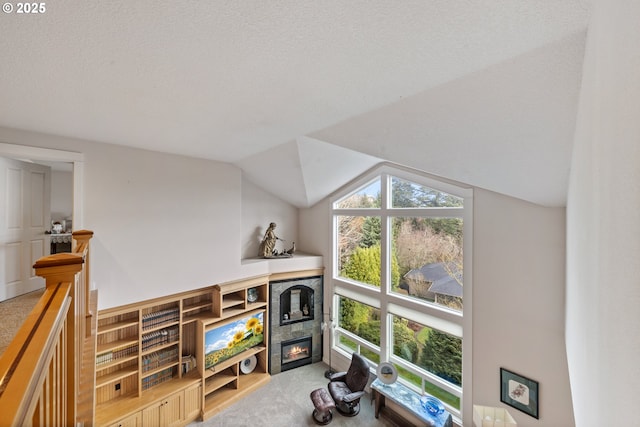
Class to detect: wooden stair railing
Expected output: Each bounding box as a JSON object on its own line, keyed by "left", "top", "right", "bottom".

{"left": 0, "top": 230, "right": 95, "bottom": 427}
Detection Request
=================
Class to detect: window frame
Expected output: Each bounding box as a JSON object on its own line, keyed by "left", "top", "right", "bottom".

{"left": 329, "top": 163, "right": 473, "bottom": 423}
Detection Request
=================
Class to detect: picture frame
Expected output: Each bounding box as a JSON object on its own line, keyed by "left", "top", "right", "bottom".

{"left": 500, "top": 368, "right": 539, "bottom": 419}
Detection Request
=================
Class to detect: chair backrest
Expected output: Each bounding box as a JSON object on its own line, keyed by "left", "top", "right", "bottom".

{"left": 345, "top": 353, "right": 370, "bottom": 392}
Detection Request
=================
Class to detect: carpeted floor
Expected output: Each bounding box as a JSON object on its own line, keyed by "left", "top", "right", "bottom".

{"left": 188, "top": 362, "right": 397, "bottom": 427}
{"left": 0, "top": 288, "right": 46, "bottom": 356}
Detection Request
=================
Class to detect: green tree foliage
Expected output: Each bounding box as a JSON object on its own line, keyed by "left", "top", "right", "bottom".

{"left": 360, "top": 216, "right": 381, "bottom": 248}
{"left": 393, "top": 317, "right": 419, "bottom": 363}
{"left": 392, "top": 179, "right": 416, "bottom": 207}
{"left": 336, "top": 191, "right": 378, "bottom": 209}
{"left": 342, "top": 244, "right": 381, "bottom": 286}
{"left": 425, "top": 218, "right": 463, "bottom": 242}
{"left": 358, "top": 319, "right": 380, "bottom": 345}
{"left": 420, "top": 329, "right": 462, "bottom": 386}
{"left": 341, "top": 244, "right": 400, "bottom": 289}
{"left": 356, "top": 317, "right": 418, "bottom": 364}
{"left": 391, "top": 177, "right": 462, "bottom": 208}
{"left": 390, "top": 252, "right": 400, "bottom": 290}
{"left": 338, "top": 297, "right": 371, "bottom": 334}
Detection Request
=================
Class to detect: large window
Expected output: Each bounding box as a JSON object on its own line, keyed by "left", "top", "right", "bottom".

{"left": 331, "top": 165, "right": 471, "bottom": 420}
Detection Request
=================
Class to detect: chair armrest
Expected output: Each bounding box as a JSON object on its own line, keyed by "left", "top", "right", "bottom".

{"left": 342, "top": 390, "right": 365, "bottom": 403}
{"left": 329, "top": 372, "right": 347, "bottom": 382}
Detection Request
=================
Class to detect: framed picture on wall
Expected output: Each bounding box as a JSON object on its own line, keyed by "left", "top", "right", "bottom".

{"left": 500, "top": 368, "right": 539, "bottom": 419}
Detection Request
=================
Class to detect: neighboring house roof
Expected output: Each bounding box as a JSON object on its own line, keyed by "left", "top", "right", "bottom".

{"left": 404, "top": 262, "right": 463, "bottom": 298}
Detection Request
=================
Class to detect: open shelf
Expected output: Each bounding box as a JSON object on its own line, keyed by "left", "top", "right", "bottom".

{"left": 221, "top": 292, "right": 244, "bottom": 308}
{"left": 203, "top": 345, "right": 266, "bottom": 377}
{"left": 96, "top": 365, "right": 138, "bottom": 388}
{"left": 96, "top": 318, "right": 139, "bottom": 335}
{"left": 141, "top": 325, "right": 179, "bottom": 353}
{"left": 142, "top": 360, "right": 180, "bottom": 378}
{"left": 96, "top": 354, "right": 138, "bottom": 372}
{"left": 204, "top": 367, "right": 236, "bottom": 394}
{"left": 96, "top": 338, "right": 138, "bottom": 355}
{"left": 183, "top": 300, "right": 212, "bottom": 313}
{"left": 141, "top": 320, "right": 180, "bottom": 334}
{"left": 141, "top": 302, "right": 180, "bottom": 333}
{"left": 141, "top": 346, "right": 180, "bottom": 374}
{"left": 141, "top": 340, "right": 179, "bottom": 356}
{"left": 182, "top": 311, "right": 214, "bottom": 325}
{"left": 202, "top": 371, "right": 270, "bottom": 420}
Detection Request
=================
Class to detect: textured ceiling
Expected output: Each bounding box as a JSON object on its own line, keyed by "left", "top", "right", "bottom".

{"left": 0, "top": 1, "right": 591, "bottom": 207}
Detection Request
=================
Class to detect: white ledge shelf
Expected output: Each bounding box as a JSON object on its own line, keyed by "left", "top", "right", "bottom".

{"left": 240, "top": 252, "right": 323, "bottom": 276}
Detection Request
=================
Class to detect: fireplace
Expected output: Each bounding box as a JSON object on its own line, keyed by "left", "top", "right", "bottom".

{"left": 269, "top": 275, "right": 323, "bottom": 375}
{"left": 281, "top": 336, "right": 312, "bottom": 371}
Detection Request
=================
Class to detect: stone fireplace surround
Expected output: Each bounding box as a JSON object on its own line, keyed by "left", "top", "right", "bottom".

{"left": 269, "top": 275, "right": 323, "bottom": 374}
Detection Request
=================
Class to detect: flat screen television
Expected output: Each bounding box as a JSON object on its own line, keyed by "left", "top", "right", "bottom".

{"left": 204, "top": 310, "right": 264, "bottom": 370}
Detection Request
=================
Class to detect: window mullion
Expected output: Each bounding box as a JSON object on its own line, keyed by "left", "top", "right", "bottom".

{"left": 386, "top": 207, "right": 463, "bottom": 218}
{"left": 379, "top": 174, "right": 391, "bottom": 361}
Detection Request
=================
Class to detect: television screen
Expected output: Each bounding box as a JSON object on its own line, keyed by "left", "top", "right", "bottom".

{"left": 204, "top": 311, "right": 264, "bottom": 369}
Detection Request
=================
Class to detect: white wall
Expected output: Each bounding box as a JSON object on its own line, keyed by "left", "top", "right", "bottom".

{"left": 298, "top": 199, "right": 331, "bottom": 258}
{"left": 566, "top": 1, "right": 640, "bottom": 425}
{"left": 473, "top": 189, "right": 572, "bottom": 427}
{"left": 241, "top": 177, "right": 298, "bottom": 260}
{"left": 83, "top": 142, "right": 244, "bottom": 308}
{"left": 51, "top": 170, "right": 73, "bottom": 223}
{"left": 0, "top": 127, "right": 299, "bottom": 309}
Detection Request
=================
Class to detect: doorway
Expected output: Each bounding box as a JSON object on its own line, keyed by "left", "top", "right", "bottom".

{"left": 0, "top": 157, "right": 50, "bottom": 300}
{"left": 0, "top": 143, "right": 83, "bottom": 301}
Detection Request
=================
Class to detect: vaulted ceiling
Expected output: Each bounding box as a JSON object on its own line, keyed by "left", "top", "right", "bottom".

{"left": 0, "top": 1, "right": 591, "bottom": 207}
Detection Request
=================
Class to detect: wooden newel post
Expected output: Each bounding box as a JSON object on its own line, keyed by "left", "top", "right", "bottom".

{"left": 72, "top": 229, "right": 94, "bottom": 252}
{"left": 33, "top": 253, "right": 84, "bottom": 288}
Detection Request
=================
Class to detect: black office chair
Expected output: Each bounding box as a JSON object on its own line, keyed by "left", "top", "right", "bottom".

{"left": 327, "top": 353, "right": 370, "bottom": 416}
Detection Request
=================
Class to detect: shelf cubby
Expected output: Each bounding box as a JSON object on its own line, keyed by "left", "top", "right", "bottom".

{"left": 182, "top": 292, "right": 213, "bottom": 324}
{"left": 141, "top": 325, "right": 179, "bottom": 353}
{"left": 96, "top": 364, "right": 138, "bottom": 388}
{"left": 141, "top": 303, "right": 180, "bottom": 331}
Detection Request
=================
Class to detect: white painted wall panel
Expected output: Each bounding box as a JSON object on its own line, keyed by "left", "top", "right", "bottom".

{"left": 566, "top": 2, "right": 640, "bottom": 425}
{"left": 79, "top": 143, "right": 244, "bottom": 308}
{"left": 472, "top": 189, "right": 571, "bottom": 427}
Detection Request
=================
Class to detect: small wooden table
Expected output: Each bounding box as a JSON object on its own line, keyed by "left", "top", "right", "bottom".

{"left": 371, "top": 378, "right": 453, "bottom": 427}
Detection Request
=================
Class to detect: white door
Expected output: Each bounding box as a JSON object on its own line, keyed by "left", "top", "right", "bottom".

{"left": 0, "top": 158, "right": 51, "bottom": 301}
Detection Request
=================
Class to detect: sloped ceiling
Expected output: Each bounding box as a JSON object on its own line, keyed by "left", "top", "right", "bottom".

{"left": 0, "top": 1, "right": 591, "bottom": 207}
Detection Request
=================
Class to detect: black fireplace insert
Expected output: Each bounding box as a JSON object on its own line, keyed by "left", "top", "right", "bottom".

{"left": 281, "top": 336, "right": 312, "bottom": 371}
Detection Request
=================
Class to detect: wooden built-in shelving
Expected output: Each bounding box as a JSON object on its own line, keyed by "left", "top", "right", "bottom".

{"left": 95, "top": 275, "right": 272, "bottom": 426}
{"left": 95, "top": 287, "right": 214, "bottom": 426}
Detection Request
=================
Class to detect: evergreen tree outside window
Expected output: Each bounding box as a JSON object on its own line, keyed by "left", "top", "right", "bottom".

{"left": 336, "top": 216, "right": 381, "bottom": 288}
{"left": 331, "top": 164, "right": 472, "bottom": 422}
